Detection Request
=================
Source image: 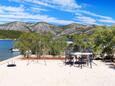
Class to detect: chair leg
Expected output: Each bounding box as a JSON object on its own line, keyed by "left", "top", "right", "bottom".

{"left": 80, "top": 64, "right": 82, "bottom": 69}
{"left": 89, "top": 61, "right": 92, "bottom": 68}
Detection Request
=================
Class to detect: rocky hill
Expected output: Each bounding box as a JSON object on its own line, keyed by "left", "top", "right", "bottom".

{"left": 0, "top": 21, "right": 96, "bottom": 35}
{"left": 0, "top": 21, "right": 32, "bottom": 31}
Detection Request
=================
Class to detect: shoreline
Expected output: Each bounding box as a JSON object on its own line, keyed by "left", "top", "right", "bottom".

{"left": 0, "top": 55, "right": 65, "bottom": 65}
{"left": 0, "top": 39, "right": 16, "bottom": 40}
{"left": 0, "top": 55, "right": 22, "bottom": 65}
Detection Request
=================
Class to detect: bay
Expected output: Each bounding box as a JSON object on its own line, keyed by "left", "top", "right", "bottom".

{"left": 0, "top": 39, "right": 20, "bottom": 61}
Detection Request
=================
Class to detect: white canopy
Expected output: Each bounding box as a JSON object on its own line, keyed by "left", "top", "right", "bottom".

{"left": 71, "top": 52, "right": 92, "bottom": 56}
{"left": 67, "top": 41, "right": 73, "bottom": 44}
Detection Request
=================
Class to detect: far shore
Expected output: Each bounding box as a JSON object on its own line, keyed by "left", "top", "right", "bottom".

{"left": 0, "top": 39, "right": 16, "bottom": 40}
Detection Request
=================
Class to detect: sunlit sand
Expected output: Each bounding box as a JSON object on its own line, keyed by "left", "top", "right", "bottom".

{"left": 0, "top": 55, "right": 115, "bottom": 86}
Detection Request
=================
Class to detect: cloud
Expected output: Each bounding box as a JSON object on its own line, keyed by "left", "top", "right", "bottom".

{"left": 80, "top": 10, "right": 115, "bottom": 24}
{"left": 0, "top": 5, "right": 75, "bottom": 25}
{"left": 98, "top": 19, "right": 115, "bottom": 23}
{"left": 79, "top": 10, "right": 112, "bottom": 20}
{"left": 75, "top": 10, "right": 115, "bottom": 25}
{"left": 76, "top": 15, "right": 96, "bottom": 24}
{"left": 44, "top": 17, "right": 75, "bottom": 25}
{"left": 18, "top": 0, "right": 115, "bottom": 25}
{"left": 30, "top": 7, "right": 48, "bottom": 12}
{"left": 0, "top": 5, "right": 24, "bottom": 12}
{"left": 29, "top": 7, "right": 48, "bottom": 13}
{"left": 4, "top": 0, "right": 115, "bottom": 25}
{"left": 10, "top": 0, "right": 81, "bottom": 12}
{"left": 47, "top": 0, "right": 81, "bottom": 9}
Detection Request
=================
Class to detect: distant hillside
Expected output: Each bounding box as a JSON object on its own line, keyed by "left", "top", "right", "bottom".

{"left": 0, "top": 21, "right": 32, "bottom": 32}
{"left": 31, "top": 22, "right": 58, "bottom": 35}
{"left": 0, "top": 21, "right": 98, "bottom": 36}
{"left": 0, "top": 30, "right": 24, "bottom": 39}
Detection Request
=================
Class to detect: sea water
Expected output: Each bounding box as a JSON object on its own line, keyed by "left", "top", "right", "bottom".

{"left": 0, "top": 40, "right": 20, "bottom": 61}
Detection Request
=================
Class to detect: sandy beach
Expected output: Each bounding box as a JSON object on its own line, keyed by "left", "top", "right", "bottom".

{"left": 0, "top": 55, "right": 115, "bottom": 86}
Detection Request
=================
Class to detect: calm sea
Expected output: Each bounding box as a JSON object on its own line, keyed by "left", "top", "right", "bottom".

{"left": 0, "top": 40, "right": 20, "bottom": 61}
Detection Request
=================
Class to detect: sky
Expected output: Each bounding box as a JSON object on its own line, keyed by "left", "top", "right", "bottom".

{"left": 0, "top": 0, "right": 115, "bottom": 25}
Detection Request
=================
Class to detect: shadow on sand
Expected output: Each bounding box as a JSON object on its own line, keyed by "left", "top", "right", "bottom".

{"left": 105, "top": 62, "right": 115, "bottom": 70}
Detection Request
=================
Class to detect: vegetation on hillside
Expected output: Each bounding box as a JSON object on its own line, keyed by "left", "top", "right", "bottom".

{"left": 0, "top": 30, "right": 24, "bottom": 39}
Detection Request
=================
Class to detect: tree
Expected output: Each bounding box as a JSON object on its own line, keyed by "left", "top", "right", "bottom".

{"left": 15, "top": 32, "right": 32, "bottom": 57}
{"left": 49, "top": 36, "right": 67, "bottom": 57}
{"left": 40, "top": 32, "right": 53, "bottom": 58}
{"left": 15, "top": 32, "right": 67, "bottom": 59}
{"left": 72, "top": 33, "right": 93, "bottom": 52}
{"left": 92, "top": 27, "right": 115, "bottom": 60}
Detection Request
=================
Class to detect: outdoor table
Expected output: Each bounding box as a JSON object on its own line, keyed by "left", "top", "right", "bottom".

{"left": 70, "top": 52, "right": 93, "bottom": 68}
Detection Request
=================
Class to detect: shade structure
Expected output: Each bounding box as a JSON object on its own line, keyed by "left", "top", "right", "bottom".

{"left": 67, "top": 41, "right": 73, "bottom": 44}
{"left": 71, "top": 52, "right": 92, "bottom": 56}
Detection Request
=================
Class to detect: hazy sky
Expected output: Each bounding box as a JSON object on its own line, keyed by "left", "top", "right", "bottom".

{"left": 0, "top": 0, "right": 115, "bottom": 25}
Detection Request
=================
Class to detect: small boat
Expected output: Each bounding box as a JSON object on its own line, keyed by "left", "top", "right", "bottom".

{"left": 9, "top": 48, "right": 20, "bottom": 52}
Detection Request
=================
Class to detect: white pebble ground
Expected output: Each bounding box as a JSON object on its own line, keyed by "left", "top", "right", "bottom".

{"left": 0, "top": 55, "right": 115, "bottom": 86}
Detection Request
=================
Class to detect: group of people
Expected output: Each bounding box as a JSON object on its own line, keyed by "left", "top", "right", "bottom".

{"left": 65, "top": 54, "right": 93, "bottom": 68}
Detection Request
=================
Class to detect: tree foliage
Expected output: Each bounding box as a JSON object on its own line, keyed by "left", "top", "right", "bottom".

{"left": 14, "top": 25, "right": 115, "bottom": 60}
{"left": 15, "top": 32, "right": 67, "bottom": 58}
